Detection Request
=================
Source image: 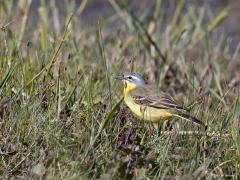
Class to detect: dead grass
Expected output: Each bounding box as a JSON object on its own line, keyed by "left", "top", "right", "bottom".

{"left": 0, "top": 0, "right": 239, "bottom": 179}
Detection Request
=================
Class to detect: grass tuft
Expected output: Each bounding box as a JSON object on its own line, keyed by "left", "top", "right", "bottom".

{"left": 0, "top": 1, "right": 239, "bottom": 179}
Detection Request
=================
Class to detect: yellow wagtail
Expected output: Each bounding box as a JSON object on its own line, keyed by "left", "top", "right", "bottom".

{"left": 116, "top": 73, "right": 206, "bottom": 128}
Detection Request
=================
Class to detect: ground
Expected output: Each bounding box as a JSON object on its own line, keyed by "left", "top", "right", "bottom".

{"left": 0, "top": 0, "right": 240, "bottom": 179}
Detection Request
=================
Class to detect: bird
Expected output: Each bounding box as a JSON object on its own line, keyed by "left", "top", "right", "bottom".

{"left": 116, "top": 73, "right": 206, "bottom": 128}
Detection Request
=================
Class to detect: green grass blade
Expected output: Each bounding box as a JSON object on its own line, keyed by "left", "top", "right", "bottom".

{"left": 192, "top": 7, "right": 228, "bottom": 46}
{"left": 0, "top": 63, "right": 17, "bottom": 93}
{"left": 92, "top": 97, "right": 123, "bottom": 146}
{"left": 208, "top": 7, "right": 229, "bottom": 33}
{"left": 82, "top": 97, "right": 123, "bottom": 161}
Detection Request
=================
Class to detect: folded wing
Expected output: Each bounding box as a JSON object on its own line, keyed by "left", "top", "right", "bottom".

{"left": 130, "top": 86, "right": 186, "bottom": 112}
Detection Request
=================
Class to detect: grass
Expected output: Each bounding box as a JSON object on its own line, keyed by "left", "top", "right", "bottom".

{"left": 0, "top": 0, "right": 240, "bottom": 179}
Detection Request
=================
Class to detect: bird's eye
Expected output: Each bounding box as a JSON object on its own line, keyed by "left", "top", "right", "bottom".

{"left": 128, "top": 76, "right": 132, "bottom": 79}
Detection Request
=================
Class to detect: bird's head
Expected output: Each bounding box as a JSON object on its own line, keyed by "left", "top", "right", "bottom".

{"left": 116, "top": 73, "right": 147, "bottom": 94}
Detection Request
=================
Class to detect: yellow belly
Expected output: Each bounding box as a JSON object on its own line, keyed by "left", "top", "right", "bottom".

{"left": 124, "top": 96, "right": 173, "bottom": 122}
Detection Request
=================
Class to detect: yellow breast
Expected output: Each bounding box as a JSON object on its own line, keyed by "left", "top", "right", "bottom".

{"left": 124, "top": 95, "right": 173, "bottom": 122}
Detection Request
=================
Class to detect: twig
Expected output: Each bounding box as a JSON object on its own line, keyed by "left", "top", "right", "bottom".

{"left": 160, "top": 130, "right": 230, "bottom": 138}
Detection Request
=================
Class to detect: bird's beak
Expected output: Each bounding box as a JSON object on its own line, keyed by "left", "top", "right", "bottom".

{"left": 115, "top": 75, "right": 124, "bottom": 80}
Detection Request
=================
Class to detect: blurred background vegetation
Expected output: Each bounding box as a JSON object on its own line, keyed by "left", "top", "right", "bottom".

{"left": 0, "top": 0, "right": 240, "bottom": 179}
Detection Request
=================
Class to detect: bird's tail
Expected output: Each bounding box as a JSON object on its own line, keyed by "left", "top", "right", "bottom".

{"left": 173, "top": 113, "right": 207, "bottom": 130}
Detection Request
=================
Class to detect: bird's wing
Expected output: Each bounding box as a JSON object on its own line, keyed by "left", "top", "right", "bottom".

{"left": 130, "top": 86, "right": 186, "bottom": 111}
